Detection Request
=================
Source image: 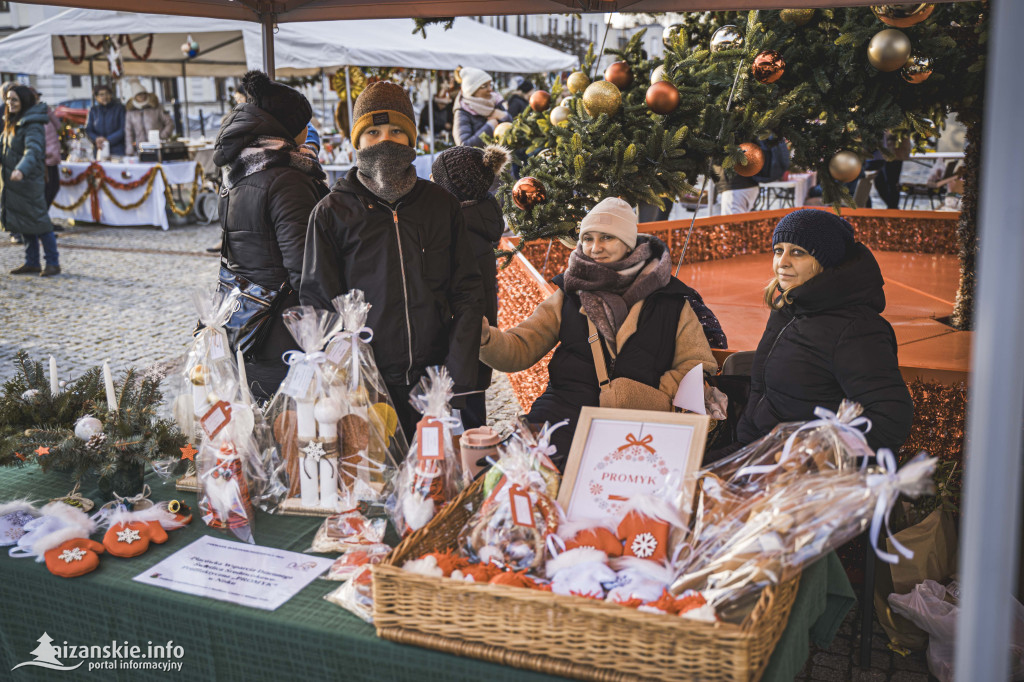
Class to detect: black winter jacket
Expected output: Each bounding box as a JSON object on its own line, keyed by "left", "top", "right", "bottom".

{"left": 462, "top": 195, "right": 504, "bottom": 392}
{"left": 214, "top": 104, "right": 329, "bottom": 398}
{"left": 736, "top": 242, "right": 914, "bottom": 452}
{"left": 300, "top": 169, "right": 484, "bottom": 395}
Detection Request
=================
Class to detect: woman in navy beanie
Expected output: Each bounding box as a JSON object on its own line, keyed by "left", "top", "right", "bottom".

{"left": 731, "top": 208, "right": 914, "bottom": 454}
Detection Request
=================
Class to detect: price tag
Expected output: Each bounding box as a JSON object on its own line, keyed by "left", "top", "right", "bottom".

{"left": 200, "top": 401, "right": 233, "bottom": 440}
{"left": 208, "top": 332, "right": 227, "bottom": 360}
{"left": 509, "top": 486, "right": 536, "bottom": 528}
{"left": 281, "top": 363, "right": 315, "bottom": 398}
{"left": 416, "top": 418, "right": 444, "bottom": 461}
{"left": 325, "top": 339, "right": 346, "bottom": 365}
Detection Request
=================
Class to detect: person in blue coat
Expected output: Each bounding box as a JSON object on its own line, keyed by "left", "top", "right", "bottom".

{"left": 85, "top": 85, "right": 126, "bottom": 157}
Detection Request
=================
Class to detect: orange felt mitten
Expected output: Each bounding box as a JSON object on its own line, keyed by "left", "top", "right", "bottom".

{"left": 103, "top": 521, "right": 155, "bottom": 558}
{"left": 44, "top": 538, "right": 105, "bottom": 578}
{"left": 565, "top": 526, "right": 624, "bottom": 557}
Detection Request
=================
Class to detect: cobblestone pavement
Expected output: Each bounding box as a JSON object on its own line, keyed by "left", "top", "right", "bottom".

{"left": 0, "top": 220, "right": 524, "bottom": 428}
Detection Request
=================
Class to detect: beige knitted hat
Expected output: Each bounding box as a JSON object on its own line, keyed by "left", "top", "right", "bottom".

{"left": 579, "top": 197, "right": 639, "bottom": 250}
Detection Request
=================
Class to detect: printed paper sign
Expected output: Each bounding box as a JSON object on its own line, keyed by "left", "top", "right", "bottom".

{"left": 133, "top": 536, "right": 333, "bottom": 611}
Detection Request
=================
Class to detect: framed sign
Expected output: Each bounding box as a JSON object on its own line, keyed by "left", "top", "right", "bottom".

{"left": 556, "top": 407, "right": 710, "bottom": 524}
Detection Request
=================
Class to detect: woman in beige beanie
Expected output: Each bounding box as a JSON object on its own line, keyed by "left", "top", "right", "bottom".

{"left": 480, "top": 197, "right": 727, "bottom": 470}
{"left": 453, "top": 66, "right": 511, "bottom": 148}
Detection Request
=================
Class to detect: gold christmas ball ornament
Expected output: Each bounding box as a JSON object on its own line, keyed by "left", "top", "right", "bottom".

{"left": 829, "top": 151, "right": 863, "bottom": 183}
{"left": 779, "top": 8, "right": 815, "bottom": 26}
{"left": 603, "top": 61, "right": 634, "bottom": 89}
{"left": 662, "top": 23, "right": 685, "bottom": 49}
{"left": 751, "top": 50, "right": 786, "bottom": 84}
{"left": 512, "top": 177, "right": 547, "bottom": 210}
{"left": 710, "top": 25, "right": 744, "bottom": 53}
{"left": 868, "top": 29, "right": 912, "bottom": 72}
{"left": 645, "top": 81, "right": 680, "bottom": 115}
{"left": 566, "top": 71, "right": 590, "bottom": 95}
{"left": 550, "top": 105, "right": 571, "bottom": 126}
{"left": 871, "top": 4, "right": 935, "bottom": 28}
{"left": 558, "top": 235, "right": 579, "bottom": 250}
{"left": 734, "top": 143, "right": 766, "bottom": 177}
{"left": 901, "top": 55, "right": 933, "bottom": 84}
{"left": 529, "top": 90, "right": 551, "bottom": 112}
{"left": 493, "top": 121, "right": 513, "bottom": 139}
{"left": 650, "top": 64, "right": 667, "bottom": 85}
{"left": 582, "top": 80, "right": 622, "bottom": 117}
{"left": 188, "top": 364, "right": 210, "bottom": 386}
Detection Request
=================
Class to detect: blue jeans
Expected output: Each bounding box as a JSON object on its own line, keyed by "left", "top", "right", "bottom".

{"left": 24, "top": 231, "right": 59, "bottom": 268}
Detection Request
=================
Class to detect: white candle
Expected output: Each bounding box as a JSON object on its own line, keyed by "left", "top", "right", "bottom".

{"left": 102, "top": 360, "right": 117, "bottom": 413}
{"left": 296, "top": 398, "right": 319, "bottom": 507}
{"left": 49, "top": 356, "right": 59, "bottom": 396}
{"left": 237, "top": 349, "right": 251, "bottom": 404}
{"left": 315, "top": 398, "right": 342, "bottom": 511}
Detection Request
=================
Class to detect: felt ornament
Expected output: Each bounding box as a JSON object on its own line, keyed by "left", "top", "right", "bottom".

{"left": 615, "top": 496, "right": 686, "bottom": 563}
{"left": 99, "top": 504, "right": 183, "bottom": 558}
{"left": 423, "top": 550, "right": 471, "bottom": 577}
{"left": 44, "top": 538, "right": 106, "bottom": 578}
{"left": 561, "top": 522, "right": 623, "bottom": 557}
{"left": 451, "top": 562, "right": 503, "bottom": 583}
{"left": 0, "top": 500, "right": 41, "bottom": 547}
{"left": 546, "top": 547, "right": 618, "bottom": 599}
{"left": 488, "top": 569, "right": 539, "bottom": 589}
{"left": 401, "top": 555, "right": 444, "bottom": 577}
{"left": 605, "top": 556, "right": 675, "bottom": 604}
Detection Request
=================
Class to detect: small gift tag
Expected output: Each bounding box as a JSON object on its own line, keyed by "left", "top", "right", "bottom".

{"left": 281, "top": 363, "right": 315, "bottom": 399}
{"left": 208, "top": 332, "right": 227, "bottom": 360}
{"left": 509, "top": 486, "right": 536, "bottom": 528}
{"left": 416, "top": 418, "right": 444, "bottom": 461}
{"left": 200, "top": 401, "right": 233, "bottom": 439}
{"left": 325, "top": 339, "right": 346, "bottom": 365}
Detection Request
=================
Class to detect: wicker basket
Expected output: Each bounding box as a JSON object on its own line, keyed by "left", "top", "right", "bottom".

{"left": 373, "top": 478, "right": 800, "bottom": 682}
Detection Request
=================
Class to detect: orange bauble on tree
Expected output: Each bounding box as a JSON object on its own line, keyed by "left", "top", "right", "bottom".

{"left": 529, "top": 90, "right": 551, "bottom": 112}
{"left": 645, "top": 81, "right": 680, "bottom": 115}
{"left": 512, "top": 176, "right": 547, "bottom": 210}
{"left": 734, "top": 143, "right": 766, "bottom": 177}
{"left": 604, "top": 61, "right": 633, "bottom": 89}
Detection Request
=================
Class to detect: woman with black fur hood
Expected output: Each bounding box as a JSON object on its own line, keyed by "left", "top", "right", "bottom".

{"left": 213, "top": 70, "right": 329, "bottom": 400}
{"left": 431, "top": 144, "right": 510, "bottom": 428}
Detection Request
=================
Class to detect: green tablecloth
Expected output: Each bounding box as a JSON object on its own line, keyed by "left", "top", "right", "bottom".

{"left": 0, "top": 464, "right": 854, "bottom": 681}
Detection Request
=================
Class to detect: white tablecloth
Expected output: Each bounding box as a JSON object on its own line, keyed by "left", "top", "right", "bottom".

{"left": 50, "top": 160, "right": 198, "bottom": 230}
{"left": 759, "top": 172, "right": 816, "bottom": 208}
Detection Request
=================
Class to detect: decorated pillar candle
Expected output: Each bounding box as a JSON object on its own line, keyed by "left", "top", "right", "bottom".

{"left": 103, "top": 360, "right": 118, "bottom": 413}
{"left": 296, "top": 398, "right": 319, "bottom": 507}
{"left": 314, "top": 397, "right": 343, "bottom": 510}
{"left": 49, "top": 356, "right": 59, "bottom": 396}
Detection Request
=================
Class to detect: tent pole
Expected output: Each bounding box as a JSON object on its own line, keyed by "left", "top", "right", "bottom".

{"left": 955, "top": 0, "right": 1024, "bottom": 679}
{"left": 181, "top": 60, "right": 189, "bottom": 139}
{"left": 261, "top": 13, "right": 275, "bottom": 78}
{"left": 429, "top": 70, "right": 436, "bottom": 164}
{"left": 344, "top": 66, "right": 353, "bottom": 137}
{"left": 320, "top": 67, "right": 327, "bottom": 129}
{"left": 89, "top": 58, "right": 94, "bottom": 91}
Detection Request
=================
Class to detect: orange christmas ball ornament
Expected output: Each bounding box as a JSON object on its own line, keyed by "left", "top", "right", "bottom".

{"left": 751, "top": 50, "right": 786, "bottom": 84}
{"left": 512, "top": 177, "right": 547, "bottom": 210}
{"left": 734, "top": 143, "right": 765, "bottom": 177}
{"left": 604, "top": 61, "right": 633, "bottom": 89}
{"left": 529, "top": 90, "right": 551, "bottom": 112}
{"left": 645, "top": 81, "right": 680, "bottom": 115}
{"left": 871, "top": 4, "right": 935, "bottom": 28}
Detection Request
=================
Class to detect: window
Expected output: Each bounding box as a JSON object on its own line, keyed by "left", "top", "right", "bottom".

{"left": 516, "top": 15, "right": 522, "bottom": 36}
{"left": 502, "top": 16, "right": 508, "bottom": 32}
{"left": 548, "top": 17, "right": 558, "bottom": 34}
{"left": 0, "top": 2, "right": 10, "bottom": 12}
{"left": 589, "top": 23, "right": 599, "bottom": 43}
{"left": 618, "top": 36, "right": 628, "bottom": 49}
{"left": 70, "top": 75, "right": 82, "bottom": 87}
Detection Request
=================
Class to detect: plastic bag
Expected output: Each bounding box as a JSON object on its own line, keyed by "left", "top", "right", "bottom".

{"left": 310, "top": 509, "right": 387, "bottom": 553}
{"left": 267, "top": 306, "right": 347, "bottom": 513}
{"left": 672, "top": 447, "right": 937, "bottom": 609}
{"left": 388, "top": 367, "right": 463, "bottom": 535}
{"left": 324, "top": 565, "right": 375, "bottom": 622}
{"left": 325, "top": 543, "right": 392, "bottom": 581}
{"left": 322, "top": 290, "right": 404, "bottom": 505}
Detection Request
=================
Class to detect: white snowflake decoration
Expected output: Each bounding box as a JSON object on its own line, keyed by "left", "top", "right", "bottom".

{"left": 301, "top": 440, "right": 326, "bottom": 462}
{"left": 631, "top": 532, "right": 658, "bottom": 559}
{"left": 116, "top": 528, "right": 142, "bottom": 544}
{"left": 59, "top": 547, "right": 87, "bottom": 563}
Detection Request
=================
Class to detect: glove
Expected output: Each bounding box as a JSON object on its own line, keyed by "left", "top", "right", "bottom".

{"left": 44, "top": 538, "right": 106, "bottom": 578}
{"left": 103, "top": 520, "right": 169, "bottom": 558}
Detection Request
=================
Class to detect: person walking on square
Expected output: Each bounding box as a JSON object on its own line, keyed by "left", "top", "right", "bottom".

{"left": 2, "top": 85, "right": 61, "bottom": 276}
{"left": 430, "top": 144, "right": 510, "bottom": 429}
{"left": 214, "top": 70, "right": 329, "bottom": 399}
{"left": 84, "top": 84, "right": 126, "bottom": 157}
{"left": 301, "top": 80, "right": 484, "bottom": 439}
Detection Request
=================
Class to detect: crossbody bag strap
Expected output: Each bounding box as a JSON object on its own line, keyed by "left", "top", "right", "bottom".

{"left": 586, "top": 316, "right": 611, "bottom": 388}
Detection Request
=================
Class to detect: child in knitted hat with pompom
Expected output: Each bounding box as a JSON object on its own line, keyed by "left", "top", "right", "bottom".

{"left": 431, "top": 145, "right": 510, "bottom": 428}
{"left": 300, "top": 81, "right": 484, "bottom": 441}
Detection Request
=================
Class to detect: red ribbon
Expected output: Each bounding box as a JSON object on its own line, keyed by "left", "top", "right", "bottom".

{"left": 617, "top": 433, "right": 655, "bottom": 454}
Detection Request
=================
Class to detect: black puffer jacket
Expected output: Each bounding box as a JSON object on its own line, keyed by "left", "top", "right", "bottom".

{"left": 214, "top": 104, "right": 329, "bottom": 399}
{"left": 736, "top": 242, "right": 914, "bottom": 452}
{"left": 300, "top": 169, "right": 484, "bottom": 395}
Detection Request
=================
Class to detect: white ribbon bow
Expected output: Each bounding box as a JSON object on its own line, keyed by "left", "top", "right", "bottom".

{"left": 867, "top": 449, "right": 936, "bottom": 564}
{"left": 737, "top": 406, "right": 872, "bottom": 477}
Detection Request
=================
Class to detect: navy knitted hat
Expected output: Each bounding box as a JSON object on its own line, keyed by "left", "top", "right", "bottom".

{"left": 772, "top": 209, "right": 855, "bottom": 269}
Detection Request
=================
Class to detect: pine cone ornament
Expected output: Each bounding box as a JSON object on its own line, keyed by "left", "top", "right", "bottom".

{"left": 86, "top": 434, "right": 108, "bottom": 451}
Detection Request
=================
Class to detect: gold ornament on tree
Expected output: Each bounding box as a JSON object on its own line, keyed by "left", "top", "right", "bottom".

{"left": 582, "top": 81, "right": 622, "bottom": 117}
{"left": 493, "top": 122, "right": 513, "bottom": 139}
{"left": 603, "top": 61, "right": 633, "bottom": 89}
{"left": 779, "top": 8, "right": 815, "bottom": 25}
{"left": 512, "top": 177, "right": 547, "bottom": 210}
{"left": 751, "top": 50, "right": 786, "bottom": 84}
{"left": 650, "top": 64, "right": 667, "bottom": 85}
{"left": 868, "top": 29, "right": 912, "bottom": 72}
{"left": 566, "top": 71, "right": 590, "bottom": 95}
{"left": 710, "top": 25, "right": 744, "bottom": 53}
{"left": 870, "top": 4, "right": 935, "bottom": 28}
{"left": 829, "top": 151, "right": 863, "bottom": 183}
{"left": 662, "top": 24, "right": 685, "bottom": 48}
{"left": 529, "top": 90, "right": 551, "bottom": 112}
{"left": 734, "top": 143, "right": 765, "bottom": 177}
{"left": 645, "top": 81, "right": 680, "bottom": 115}
{"left": 549, "top": 105, "right": 570, "bottom": 127}
{"left": 901, "top": 55, "right": 933, "bottom": 84}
